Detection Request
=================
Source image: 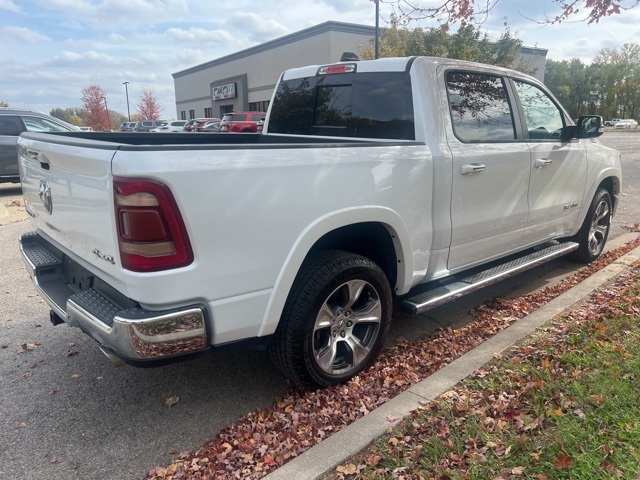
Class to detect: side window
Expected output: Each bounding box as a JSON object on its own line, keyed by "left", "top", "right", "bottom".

{"left": 0, "top": 116, "right": 22, "bottom": 135}
{"left": 22, "top": 116, "right": 72, "bottom": 133}
{"left": 514, "top": 81, "right": 564, "bottom": 140}
{"left": 446, "top": 72, "right": 516, "bottom": 142}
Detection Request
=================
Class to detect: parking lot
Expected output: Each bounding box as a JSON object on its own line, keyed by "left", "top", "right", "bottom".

{"left": 1, "top": 131, "right": 639, "bottom": 479}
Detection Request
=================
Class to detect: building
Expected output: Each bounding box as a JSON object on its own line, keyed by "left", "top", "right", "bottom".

{"left": 172, "top": 21, "right": 548, "bottom": 120}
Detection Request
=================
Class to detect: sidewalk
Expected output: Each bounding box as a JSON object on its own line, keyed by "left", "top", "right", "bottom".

{"left": 264, "top": 237, "right": 640, "bottom": 480}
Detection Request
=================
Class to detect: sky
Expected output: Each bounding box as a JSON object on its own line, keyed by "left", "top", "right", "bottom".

{"left": 1, "top": 0, "right": 639, "bottom": 119}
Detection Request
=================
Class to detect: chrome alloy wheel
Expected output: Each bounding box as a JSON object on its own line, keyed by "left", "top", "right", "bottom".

{"left": 588, "top": 198, "right": 610, "bottom": 256}
{"left": 312, "top": 279, "right": 382, "bottom": 376}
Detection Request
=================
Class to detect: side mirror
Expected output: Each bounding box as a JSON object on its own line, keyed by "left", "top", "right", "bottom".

{"left": 576, "top": 115, "right": 603, "bottom": 138}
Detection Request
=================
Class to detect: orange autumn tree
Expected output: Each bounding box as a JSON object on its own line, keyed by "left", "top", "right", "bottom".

{"left": 81, "top": 84, "right": 109, "bottom": 131}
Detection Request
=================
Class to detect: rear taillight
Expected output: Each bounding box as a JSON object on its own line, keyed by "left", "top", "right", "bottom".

{"left": 114, "top": 178, "right": 193, "bottom": 272}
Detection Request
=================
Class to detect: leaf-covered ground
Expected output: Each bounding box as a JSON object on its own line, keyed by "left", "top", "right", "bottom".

{"left": 147, "top": 237, "right": 640, "bottom": 480}
{"left": 329, "top": 261, "right": 640, "bottom": 479}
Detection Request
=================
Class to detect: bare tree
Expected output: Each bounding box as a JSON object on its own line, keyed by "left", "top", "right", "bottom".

{"left": 137, "top": 88, "right": 163, "bottom": 120}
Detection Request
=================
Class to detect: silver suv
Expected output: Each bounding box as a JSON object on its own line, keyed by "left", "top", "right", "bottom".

{"left": 133, "top": 119, "right": 167, "bottom": 132}
{"left": 0, "top": 108, "right": 79, "bottom": 183}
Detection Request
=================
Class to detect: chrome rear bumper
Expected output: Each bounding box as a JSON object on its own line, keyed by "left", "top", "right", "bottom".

{"left": 20, "top": 232, "right": 208, "bottom": 363}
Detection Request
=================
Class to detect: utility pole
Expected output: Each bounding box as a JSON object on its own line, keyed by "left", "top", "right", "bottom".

{"left": 374, "top": 0, "right": 380, "bottom": 59}
{"left": 102, "top": 96, "right": 112, "bottom": 130}
{"left": 123, "top": 82, "right": 131, "bottom": 121}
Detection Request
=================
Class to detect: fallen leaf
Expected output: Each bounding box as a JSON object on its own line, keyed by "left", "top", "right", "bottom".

{"left": 554, "top": 452, "right": 573, "bottom": 469}
{"left": 20, "top": 343, "right": 36, "bottom": 352}
{"left": 512, "top": 466, "right": 525, "bottom": 474}
{"left": 71, "top": 374, "right": 81, "bottom": 379}
{"left": 165, "top": 396, "right": 179, "bottom": 409}
{"left": 366, "top": 454, "right": 381, "bottom": 467}
{"left": 50, "top": 454, "right": 63, "bottom": 463}
{"left": 336, "top": 464, "right": 357, "bottom": 475}
{"left": 17, "top": 422, "right": 27, "bottom": 428}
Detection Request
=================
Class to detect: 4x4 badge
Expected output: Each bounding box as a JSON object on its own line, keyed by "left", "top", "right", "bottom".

{"left": 39, "top": 180, "right": 53, "bottom": 215}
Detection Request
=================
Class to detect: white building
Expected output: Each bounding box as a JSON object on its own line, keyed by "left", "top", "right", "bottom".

{"left": 172, "top": 21, "right": 548, "bottom": 120}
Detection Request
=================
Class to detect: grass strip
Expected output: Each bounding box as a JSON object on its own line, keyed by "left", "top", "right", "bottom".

{"left": 330, "top": 265, "right": 640, "bottom": 480}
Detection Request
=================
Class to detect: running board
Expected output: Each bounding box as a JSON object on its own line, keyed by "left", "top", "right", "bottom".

{"left": 399, "top": 242, "right": 579, "bottom": 315}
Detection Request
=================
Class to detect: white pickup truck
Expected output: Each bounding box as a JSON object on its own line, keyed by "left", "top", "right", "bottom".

{"left": 18, "top": 56, "right": 621, "bottom": 389}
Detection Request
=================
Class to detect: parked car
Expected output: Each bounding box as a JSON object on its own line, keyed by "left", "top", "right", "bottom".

{"left": 189, "top": 118, "right": 220, "bottom": 132}
{"left": 157, "top": 120, "right": 188, "bottom": 132}
{"left": 614, "top": 119, "right": 638, "bottom": 129}
{"left": 604, "top": 118, "right": 623, "bottom": 127}
{"left": 17, "top": 56, "right": 621, "bottom": 389}
{"left": 219, "top": 111, "right": 266, "bottom": 132}
{"left": 184, "top": 118, "right": 207, "bottom": 132}
{"left": 133, "top": 119, "right": 167, "bottom": 132}
{"left": 256, "top": 117, "right": 266, "bottom": 133}
{"left": 79, "top": 126, "right": 93, "bottom": 132}
{"left": 119, "top": 122, "right": 136, "bottom": 132}
{"left": 195, "top": 121, "right": 221, "bottom": 132}
{"left": 0, "top": 108, "right": 79, "bottom": 183}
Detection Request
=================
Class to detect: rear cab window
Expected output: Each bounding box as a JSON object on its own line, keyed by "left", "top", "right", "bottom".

{"left": 268, "top": 70, "right": 415, "bottom": 140}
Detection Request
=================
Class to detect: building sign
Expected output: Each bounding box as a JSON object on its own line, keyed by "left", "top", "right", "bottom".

{"left": 212, "top": 83, "right": 236, "bottom": 101}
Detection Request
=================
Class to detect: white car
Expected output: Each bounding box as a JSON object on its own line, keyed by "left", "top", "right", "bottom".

{"left": 151, "top": 120, "right": 188, "bottom": 133}
{"left": 614, "top": 119, "right": 638, "bottom": 129}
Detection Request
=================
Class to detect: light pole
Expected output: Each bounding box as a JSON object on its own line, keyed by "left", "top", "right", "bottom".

{"left": 102, "top": 96, "right": 112, "bottom": 130}
{"left": 374, "top": 0, "right": 379, "bottom": 59}
{"left": 123, "top": 81, "right": 131, "bottom": 121}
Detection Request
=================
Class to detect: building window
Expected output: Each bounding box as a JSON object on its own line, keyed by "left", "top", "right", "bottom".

{"left": 204, "top": 107, "right": 212, "bottom": 118}
{"left": 189, "top": 110, "right": 195, "bottom": 119}
{"left": 249, "top": 101, "right": 269, "bottom": 112}
{"left": 180, "top": 111, "right": 186, "bottom": 120}
{"left": 219, "top": 105, "right": 234, "bottom": 117}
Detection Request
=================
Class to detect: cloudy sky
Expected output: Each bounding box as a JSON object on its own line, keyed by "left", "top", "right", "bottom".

{"left": 1, "top": 0, "right": 638, "bottom": 118}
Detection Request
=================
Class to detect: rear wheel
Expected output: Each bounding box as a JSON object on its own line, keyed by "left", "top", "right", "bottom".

{"left": 570, "top": 188, "right": 612, "bottom": 263}
{"left": 269, "top": 250, "right": 392, "bottom": 389}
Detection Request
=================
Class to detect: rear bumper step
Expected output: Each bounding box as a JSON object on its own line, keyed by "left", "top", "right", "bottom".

{"left": 19, "top": 232, "right": 209, "bottom": 363}
{"left": 399, "top": 242, "right": 579, "bottom": 315}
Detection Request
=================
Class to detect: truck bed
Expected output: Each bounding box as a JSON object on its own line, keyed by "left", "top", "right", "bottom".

{"left": 40, "top": 131, "right": 408, "bottom": 147}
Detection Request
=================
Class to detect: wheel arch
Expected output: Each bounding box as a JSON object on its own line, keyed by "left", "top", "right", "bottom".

{"left": 572, "top": 171, "right": 620, "bottom": 237}
{"left": 257, "top": 207, "right": 414, "bottom": 337}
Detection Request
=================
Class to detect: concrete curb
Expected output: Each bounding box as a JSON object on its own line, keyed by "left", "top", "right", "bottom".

{"left": 264, "top": 242, "right": 640, "bottom": 480}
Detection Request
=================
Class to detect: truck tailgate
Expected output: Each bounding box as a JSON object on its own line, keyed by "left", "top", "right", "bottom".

{"left": 18, "top": 133, "right": 121, "bottom": 281}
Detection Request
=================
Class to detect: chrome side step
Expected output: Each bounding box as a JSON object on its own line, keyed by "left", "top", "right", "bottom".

{"left": 399, "top": 242, "right": 579, "bottom": 315}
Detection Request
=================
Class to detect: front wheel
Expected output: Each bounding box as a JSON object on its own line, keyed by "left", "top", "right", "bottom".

{"left": 269, "top": 250, "right": 392, "bottom": 389}
{"left": 570, "top": 188, "right": 612, "bottom": 263}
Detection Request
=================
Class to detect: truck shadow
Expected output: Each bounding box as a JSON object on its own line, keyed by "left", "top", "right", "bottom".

{"left": 0, "top": 183, "right": 22, "bottom": 197}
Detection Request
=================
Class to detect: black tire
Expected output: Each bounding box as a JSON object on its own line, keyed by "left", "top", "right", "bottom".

{"left": 569, "top": 188, "right": 612, "bottom": 263}
{"left": 269, "top": 250, "right": 392, "bottom": 389}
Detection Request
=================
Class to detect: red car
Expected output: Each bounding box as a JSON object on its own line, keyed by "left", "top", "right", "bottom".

{"left": 184, "top": 118, "right": 219, "bottom": 132}
{"left": 219, "top": 112, "right": 266, "bottom": 133}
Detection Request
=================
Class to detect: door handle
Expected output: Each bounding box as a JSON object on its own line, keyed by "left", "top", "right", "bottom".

{"left": 534, "top": 158, "right": 553, "bottom": 168}
{"left": 460, "top": 163, "right": 486, "bottom": 175}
